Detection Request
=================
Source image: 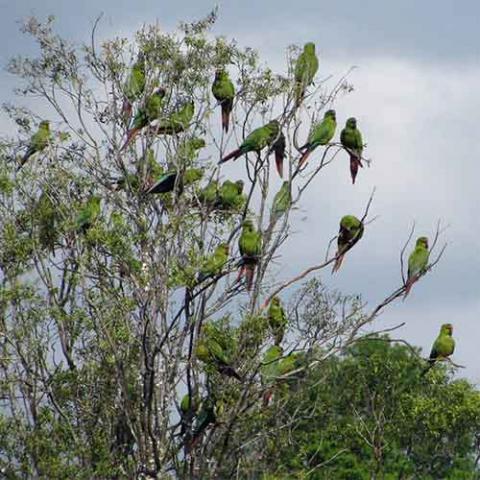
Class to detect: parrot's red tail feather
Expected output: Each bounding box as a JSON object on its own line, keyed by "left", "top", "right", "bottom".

{"left": 262, "top": 389, "right": 273, "bottom": 407}
{"left": 220, "top": 148, "right": 241, "bottom": 164}
{"left": 121, "top": 98, "right": 132, "bottom": 123}
{"left": 121, "top": 127, "right": 140, "bottom": 151}
{"left": 298, "top": 149, "right": 312, "bottom": 169}
{"left": 245, "top": 264, "right": 255, "bottom": 291}
{"left": 332, "top": 253, "right": 345, "bottom": 273}
{"left": 403, "top": 275, "right": 418, "bottom": 299}
{"left": 275, "top": 153, "right": 284, "bottom": 178}
{"left": 350, "top": 155, "right": 362, "bottom": 184}
{"left": 221, "top": 101, "right": 232, "bottom": 133}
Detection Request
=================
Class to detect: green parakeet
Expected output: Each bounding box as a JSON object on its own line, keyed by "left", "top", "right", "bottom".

{"left": 294, "top": 42, "right": 319, "bottom": 106}
{"left": 405, "top": 236, "right": 430, "bottom": 297}
{"left": 122, "top": 54, "right": 146, "bottom": 120}
{"left": 238, "top": 219, "right": 262, "bottom": 291}
{"left": 76, "top": 196, "right": 101, "bottom": 234}
{"left": 198, "top": 180, "right": 220, "bottom": 206}
{"left": 198, "top": 243, "right": 230, "bottom": 281}
{"left": 220, "top": 120, "right": 280, "bottom": 163}
{"left": 195, "top": 324, "right": 241, "bottom": 381}
{"left": 340, "top": 117, "right": 364, "bottom": 184}
{"left": 423, "top": 323, "right": 455, "bottom": 375}
{"left": 270, "top": 181, "right": 292, "bottom": 223}
{"left": 218, "top": 180, "right": 245, "bottom": 210}
{"left": 146, "top": 168, "right": 203, "bottom": 195}
{"left": 212, "top": 69, "right": 235, "bottom": 133}
{"left": 122, "top": 87, "right": 166, "bottom": 149}
{"left": 19, "top": 120, "right": 51, "bottom": 169}
{"left": 332, "top": 215, "right": 364, "bottom": 273}
{"left": 268, "top": 297, "right": 288, "bottom": 345}
{"left": 155, "top": 99, "right": 195, "bottom": 135}
{"left": 179, "top": 392, "right": 199, "bottom": 436}
{"left": 299, "top": 110, "right": 336, "bottom": 168}
{"left": 188, "top": 398, "right": 217, "bottom": 449}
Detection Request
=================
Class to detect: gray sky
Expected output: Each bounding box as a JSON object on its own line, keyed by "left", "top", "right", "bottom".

{"left": 2, "top": 1, "right": 480, "bottom": 381}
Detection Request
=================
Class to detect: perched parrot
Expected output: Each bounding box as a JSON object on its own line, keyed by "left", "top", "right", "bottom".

{"left": 270, "top": 181, "right": 292, "bottom": 223}
{"left": 146, "top": 168, "right": 203, "bottom": 194}
{"left": 272, "top": 131, "right": 286, "bottom": 178}
{"left": 19, "top": 121, "right": 51, "bottom": 169}
{"left": 404, "top": 236, "right": 430, "bottom": 297}
{"left": 121, "top": 87, "right": 166, "bottom": 150}
{"left": 198, "top": 243, "right": 230, "bottom": 281}
{"left": 268, "top": 297, "right": 288, "bottom": 345}
{"left": 154, "top": 100, "right": 195, "bottom": 135}
{"left": 188, "top": 398, "right": 217, "bottom": 450}
{"left": 219, "top": 120, "right": 280, "bottom": 164}
{"left": 212, "top": 69, "right": 235, "bottom": 133}
{"left": 422, "top": 323, "right": 455, "bottom": 376}
{"left": 198, "top": 180, "right": 220, "bottom": 206}
{"left": 238, "top": 219, "right": 262, "bottom": 291}
{"left": 122, "top": 54, "right": 146, "bottom": 121}
{"left": 218, "top": 180, "right": 245, "bottom": 210}
{"left": 332, "top": 215, "right": 364, "bottom": 273}
{"left": 76, "top": 196, "right": 101, "bottom": 234}
{"left": 340, "top": 117, "right": 364, "bottom": 184}
{"left": 179, "top": 392, "right": 200, "bottom": 436}
{"left": 298, "top": 110, "right": 336, "bottom": 168}
{"left": 294, "top": 42, "right": 319, "bottom": 106}
{"left": 195, "top": 324, "right": 241, "bottom": 381}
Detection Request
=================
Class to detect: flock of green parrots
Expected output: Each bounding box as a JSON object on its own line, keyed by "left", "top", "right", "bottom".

{"left": 18, "top": 41, "right": 455, "bottom": 446}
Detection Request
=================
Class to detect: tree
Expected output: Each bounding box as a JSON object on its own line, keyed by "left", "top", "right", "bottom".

{"left": 0, "top": 11, "right": 445, "bottom": 479}
{"left": 251, "top": 338, "right": 480, "bottom": 480}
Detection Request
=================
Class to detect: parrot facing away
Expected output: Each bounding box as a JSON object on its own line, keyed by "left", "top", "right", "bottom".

{"left": 270, "top": 181, "right": 292, "bottom": 223}
{"left": 19, "top": 121, "right": 51, "bottom": 169}
{"left": 122, "top": 87, "right": 166, "bottom": 150}
{"left": 76, "top": 196, "right": 101, "bottom": 234}
{"left": 299, "top": 110, "right": 336, "bottom": 168}
{"left": 198, "top": 243, "right": 230, "bottom": 281}
{"left": 294, "top": 42, "right": 319, "bottom": 106}
{"left": 187, "top": 398, "right": 217, "bottom": 450}
{"left": 198, "top": 180, "right": 220, "bottom": 206}
{"left": 219, "top": 120, "right": 280, "bottom": 164}
{"left": 146, "top": 168, "right": 203, "bottom": 195}
{"left": 238, "top": 219, "right": 262, "bottom": 291}
{"left": 122, "top": 54, "right": 146, "bottom": 121}
{"left": 332, "top": 215, "right": 364, "bottom": 273}
{"left": 404, "top": 236, "right": 430, "bottom": 297}
{"left": 36, "top": 189, "right": 58, "bottom": 254}
{"left": 422, "top": 323, "right": 455, "bottom": 376}
{"left": 179, "top": 392, "right": 200, "bottom": 436}
{"left": 268, "top": 297, "right": 288, "bottom": 345}
{"left": 340, "top": 117, "right": 364, "bottom": 184}
{"left": 212, "top": 69, "right": 235, "bottom": 133}
{"left": 195, "top": 323, "right": 241, "bottom": 381}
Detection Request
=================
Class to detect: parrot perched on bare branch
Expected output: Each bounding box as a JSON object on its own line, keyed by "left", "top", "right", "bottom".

{"left": 404, "top": 237, "right": 430, "bottom": 297}
{"left": 298, "top": 110, "right": 336, "bottom": 168}
{"left": 220, "top": 120, "right": 280, "bottom": 164}
{"left": 340, "top": 117, "right": 364, "bottom": 184}
{"left": 294, "top": 42, "right": 319, "bottom": 106}
{"left": 332, "top": 215, "right": 364, "bottom": 273}
{"left": 146, "top": 168, "right": 203, "bottom": 195}
{"left": 270, "top": 181, "right": 292, "bottom": 223}
{"left": 198, "top": 243, "right": 230, "bottom": 281}
{"left": 212, "top": 69, "right": 235, "bottom": 133}
{"left": 238, "top": 219, "right": 262, "bottom": 291}
{"left": 422, "top": 323, "right": 455, "bottom": 376}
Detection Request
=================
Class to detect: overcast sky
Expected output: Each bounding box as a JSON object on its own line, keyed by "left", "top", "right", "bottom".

{"left": 2, "top": 1, "right": 480, "bottom": 381}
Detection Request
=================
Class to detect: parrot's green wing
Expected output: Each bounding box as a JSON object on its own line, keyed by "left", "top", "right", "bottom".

{"left": 270, "top": 181, "right": 292, "bottom": 222}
